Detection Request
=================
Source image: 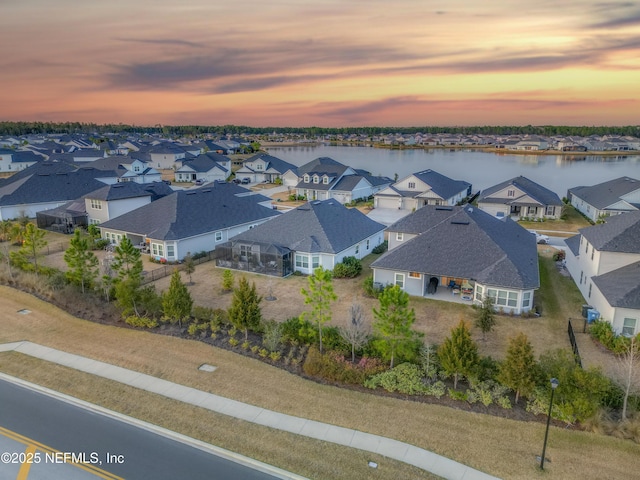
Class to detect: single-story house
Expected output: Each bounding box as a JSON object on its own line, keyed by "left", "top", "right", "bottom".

{"left": 477, "top": 176, "right": 563, "bottom": 220}
{"left": 371, "top": 205, "right": 540, "bottom": 314}
{"left": 568, "top": 176, "right": 640, "bottom": 222}
{"left": 99, "top": 182, "right": 280, "bottom": 262}
{"left": 564, "top": 211, "right": 640, "bottom": 336}
{"left": 374, "top": 169, "right": 471, "bottom": 210}
{"left": 174, "top": 153, "right": 231, "bottom": 184}
{"left": 235, "top": 153, "right": 299, "bottom": 185}
{"left": 215, "top": 199, "right": 386, "bottom": 276}
{"left": 0, "top": 149, "right": 42, "bottom": 173}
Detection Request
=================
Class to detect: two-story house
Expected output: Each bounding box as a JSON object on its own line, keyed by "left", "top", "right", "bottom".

{"left": 564, "top": 211, "right": 640, "bottom": 336}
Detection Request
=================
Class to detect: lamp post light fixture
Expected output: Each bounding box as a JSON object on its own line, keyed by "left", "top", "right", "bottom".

{"left": 539, "top": 377, "right": 559, "bottom": 470}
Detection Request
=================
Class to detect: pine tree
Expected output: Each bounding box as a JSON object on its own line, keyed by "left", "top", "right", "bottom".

{"left": 475, "top": 295, "right": 496, "bottom": 340}
{"left": 111, "top": 237, "right": 144, "bottom": 317}
{"left": 64, "top": 229, "right": 99, "bottom": 293}
{"left": 498, "top": 332, "right": 537, "bottom": 404}
{"left": 162, "top": 269, "right": 193, "bottom": 328}
{"left": 372, "top": 285, "right": 416, "bottom": 368}
{"left": 13, "top": 223, "right": 47, "bottom": 274}
{"left": 222, "top": 269, "right": 234, "bottom": 292}
{"left": 438, "top": 319, "right": 479, "bottom": 389}
{"left": 228, "top": 277, "right": 262, "bottom": 341}
{"left": 300, "top": 267, "right": 337, "bottom": 353}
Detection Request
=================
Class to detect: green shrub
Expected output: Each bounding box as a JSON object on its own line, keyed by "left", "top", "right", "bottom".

{"left": 362, "top": 275, "right": 383, "bottom": 298}
{"left": 192, "top": 251, "right": 208, "bottom": 260}
{"left": 304, "top": 346, "right": 386, "bottom": 384}
{"left": 589, "top": 320, "right": 639, "bottom": 354}
{"left": 228, "top": 337, "right": 239, "bottom": 347}
{"left": 364, "top": 363, "right": 427, "bottom": 395}
{"left": 332, "top": 256, "right": 362, "bottom": 278}
{"left": 321, "top": 326, "right": 349, "bottom": 353}
{"left": 425, "top": 381, "right": 447, "bottom": 398}
{"left": 372, "top": 241, "right": 388, "bottom": 254}
{"left": 448, "top": 389, "right": 468, "bottom": 401}
{"left": 281, "top": 316, "right": 317, "bottom": 345}
{"left": 269, "top": 351, "right": 282, "bottom": 361}
{"left": 94, "top": 239, "right": 110, "bottom": 250}
{"left": 125, "top": 315, "right": 158, "bottom": 328}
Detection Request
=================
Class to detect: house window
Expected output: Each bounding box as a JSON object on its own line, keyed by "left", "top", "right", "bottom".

{"left": 408, "top": 182, "right": 416, "bottom": 189}
{"left": 323, "top": 176, "right": 329, "bottom": 184}
{"left": 507, "top": 189, "right": 515, "bottom": 197}
{"left": 497, "top": 290, "right": 508, "bottom": 306}
{"left": 256, "top": 164, "right": 263, "bottom": 170}
{"left": 588, "top": 283, "right": 592, "bottom": 298}
{"left": 295, "top": 254, "right": 309, "bottom": 269}
{"left": 522, "top": 292, "right": 531, "bottom": 308}
{"left": 366, "top": 239, "right": 370, "bottom": 250}
{"left": 396, "top": 232, "right": 404, "bottom": 241}
{"left": 585, "top": 242, "right": 589, "bottom": 253}
{"left": 134, "top": 165, "right": 140, "bottom": 172}
{"left": 90, "top": 199, "right": 102, "bottom": 210}
{"left": 622, "top": 318, "right": 637, "bottom": 337}
{"left": 579, "top": 271, "right": 583, "bottom": 284}
{"left": 528, "top": 206, "right": 537, "bottom": 215}
{"left": 475, "top": 285, "right": 484, "bottom": 302}
{"left": 89, "top": 219, "right": 100, "bottom": 225}
{"left": 487, "top": 288, "right": 497, "bottom": 301}
{"left": 312, "top": 255, "right": 320, "bottom": 268}
{"left": 215, "top": 231, "right": 223, "bottom": 242}
{"left": 507, "top": 292, "right": 518, "bottom": 307}
{"left": 355, "top": 244, "right": 359, "bottom": 255}
{"left": 303, "top": 175, "right": 310, "bottom": 183}
{"left": 591, "top": 249, "right": 594, "bottom": 260}
{"left": 166, "top": 245, "right": 175, "bottom": 258}
{"left": 151, "top": 243, "right": 164, "bottom": 257}
{"left": 545, "top": 206, "right": 555, "bottom": 216}
{"left": 395, "top": 273, "right": 405, "bottom": 288}
{"left": 409, "top": 272, "right": 421, "bottom": 278}
{"left": 313, "top": 175, "right": 319, "bottom": 184}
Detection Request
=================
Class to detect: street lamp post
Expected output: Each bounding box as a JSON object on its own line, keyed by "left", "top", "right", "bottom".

{"left": 540, "top": 377, "right": 559, "bottom": 470}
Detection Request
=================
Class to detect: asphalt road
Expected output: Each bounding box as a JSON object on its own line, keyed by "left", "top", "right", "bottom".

{"left": 0, "top": 378, "right": 281, "bottom": 480}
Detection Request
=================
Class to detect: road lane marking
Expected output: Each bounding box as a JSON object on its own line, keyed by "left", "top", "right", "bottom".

{"left": 0, "top": 426, "right": 123, "bottom": 479}
{"left": 16, "top": 444, "right": 36, "bottom": 480}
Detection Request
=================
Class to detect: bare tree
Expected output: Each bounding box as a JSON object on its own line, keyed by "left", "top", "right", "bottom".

{"left": 613, "top": 336, "right": 640, "bottom": 420}
{"left": 340, "top": 300, "right": 371, "bottom": 363}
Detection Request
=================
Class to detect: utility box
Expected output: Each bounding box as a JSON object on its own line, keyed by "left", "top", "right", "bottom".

{"left": 582, "top": 304, "right": 593, "bottom": 318}
{"left": 587, "top": 309, "right": 600, "bottom": 323}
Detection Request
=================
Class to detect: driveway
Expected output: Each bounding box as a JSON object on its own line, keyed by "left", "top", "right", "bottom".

{"left": 366, "top": 208, "right": 411, "bottom": 226}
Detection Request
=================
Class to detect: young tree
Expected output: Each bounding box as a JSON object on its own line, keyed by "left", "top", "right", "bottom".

{"left": 162, "top": 269, "right": 193, "bottom": 328}
{"left": 0, "top": 220, "right": 12, "bottom": 243}
{"left": 64, "top": 229, "right": 99, "bottom": 293}
{"left": 228, "top": 276, "right": 262, "bottom": 341}
{"left": 86, "top": 224, "right": 101, "bottom": 247}
{"left": 498, "top": 332, "right": 537, "bottom": 404}
{"left": 372, "top": 285, "right": 416, "bottom": 368}
{"left": 222, "top": 269, "right": 234, "bottom": 292}
{"left": 438, "top": 319, "right": 479, "bottom": 389}
{"left": 340, "top": 300, "right": 371, "bottom": 363}
{"left": 475, "top": 295, "right": 496, "bottom": 340}
{"left": 16, "top": 223, "right": 47, "bottom": 273}
{"left": 111, "top": 237, "right": 144, "bottom": 317}
{"left": 612, "top": 336, "right": 640, "bottom": 420}
{"left": 183, "top": 252, "right": 195, "bottom": 284}
{"left": 301, "top": 267, "right": 337, "bottom": 353}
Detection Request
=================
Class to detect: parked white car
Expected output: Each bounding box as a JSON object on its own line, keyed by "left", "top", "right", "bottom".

{"left": 532, "top": 231, "right": 549, "bottom": 244}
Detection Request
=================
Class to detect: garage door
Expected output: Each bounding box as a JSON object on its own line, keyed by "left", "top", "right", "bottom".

{"left": 376, "top": 196, "right": 400, "bottom": 209}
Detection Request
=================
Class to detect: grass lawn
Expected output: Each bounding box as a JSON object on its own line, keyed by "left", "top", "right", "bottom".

{"left": 519, "top": 205, "right": 591, "bottom": 235}
{"left": 1, "top": 286, "right": 638, "bottom": 479}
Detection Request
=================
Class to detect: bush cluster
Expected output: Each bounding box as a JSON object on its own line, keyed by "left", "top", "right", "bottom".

{"left": 371, "top": 240, "right": 388, "bottom": 254}
{"left": 303, "top": 346, "right": 386, "bottom": 384}
{"left": 332, "top": 256, "right": 362, "bottom": 278}
{"left": 589, "top": 320, "right": 639, "bottom": 354}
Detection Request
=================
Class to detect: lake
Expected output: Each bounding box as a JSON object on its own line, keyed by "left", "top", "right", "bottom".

{"left": 264, "top": 145, "right": 640, "bottom": 198}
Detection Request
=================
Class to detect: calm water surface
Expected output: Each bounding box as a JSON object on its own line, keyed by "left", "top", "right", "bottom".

{"left": 265, "top": 145, "right": 640, "bottom": 197}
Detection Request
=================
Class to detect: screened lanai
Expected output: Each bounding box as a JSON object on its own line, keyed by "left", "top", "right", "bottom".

{"left": 215, "top": 239, "right": 293, "bottom": 277}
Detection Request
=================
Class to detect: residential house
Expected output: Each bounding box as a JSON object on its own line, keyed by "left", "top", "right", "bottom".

{"left": 174, "top": 152, "right": 231, "bottom": 184}
{"left": 371, "top": 205, "right": 539, "bottom": 314}
{"left": 0, "top": 149, "right": 42, "bottom": 173}
{"left": 84, "top": 181, "right": 173, "bottom": 226}
{"left": 72, "top": 148, "right": 107, "bottom": 163}
{"left": 564, "top": 211, "right": 640, "bottom": 336}
{"left": 99, "top": 182, "right": 280, "bottom": 262}
{"left": 215, "top": 199, "right": 385, "bottom": 276}
{"left": 87, "top": 156, "right": 162, "bottom": 184}
{"left": 235, "top": 153, "right": 299, "bottom": 185}
{"left": 374, "top": 169, "right": 471, "bottom": 211}
{"left": 568, "top": 177, "right": 640, "bottom": 222}
{"left": 477, "top": 176, "right": 563, "bottom": 220}
{"left": 295, "top": 157, "right": 391, "bottom": 204}
{"left": 147, "top": 143, "right": 188, "bottom": 169}
{"left": 0, "top": 163, "right": 108, "bottom": 220}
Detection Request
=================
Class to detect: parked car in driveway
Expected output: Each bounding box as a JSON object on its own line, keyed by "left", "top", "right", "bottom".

{"left": 532, "top": 231, "right": 549, "bottom": 244}
{"left": 241, "top": 177, "right": 251, "bottom": 184}
{"left": 194, "top": 179, "right": 204, "bottom": 186}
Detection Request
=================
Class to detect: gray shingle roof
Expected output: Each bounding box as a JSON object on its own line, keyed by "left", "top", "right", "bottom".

{"left": 372, "top": 205, "right": 539, "bottom": 289}
{"left": 412, "top": 169, "right": 471, "bottom": 199}
{"left": 246, "top": 153, "right": 298, "bottom": 175}
{"left": 87, "top": 181, "right": 173, "bottom": 202}
{"left": 223, "top": 199, "right": 385, "bottom": 254}
{"left": 100, "top": 182, "right": 279, "bottom": 241}
{"left": 179, "top": 155, "right": 228, "bottom": 173}
{"left": 297, "top": 157, "right": 349, "bottom": 176}
{"left": 568, "top": 177, "right": 640, "bottom": 209}
{"left": 479, "top": 176, "right": 562, "bottom": 206}
{"left": 579, "top": 210, "right": 640, "bottom": 253}
{"left": 592, "top": 261, "right": 640, "bottom": 309}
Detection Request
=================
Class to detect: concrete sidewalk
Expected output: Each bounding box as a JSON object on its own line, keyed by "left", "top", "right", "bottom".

{"left": 0, "top": 341, "right": 500, "bottom": 480}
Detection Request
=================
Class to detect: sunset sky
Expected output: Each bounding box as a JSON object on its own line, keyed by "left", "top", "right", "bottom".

{"left": 1, "top": 1, "right": 639, "bottom": 127}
